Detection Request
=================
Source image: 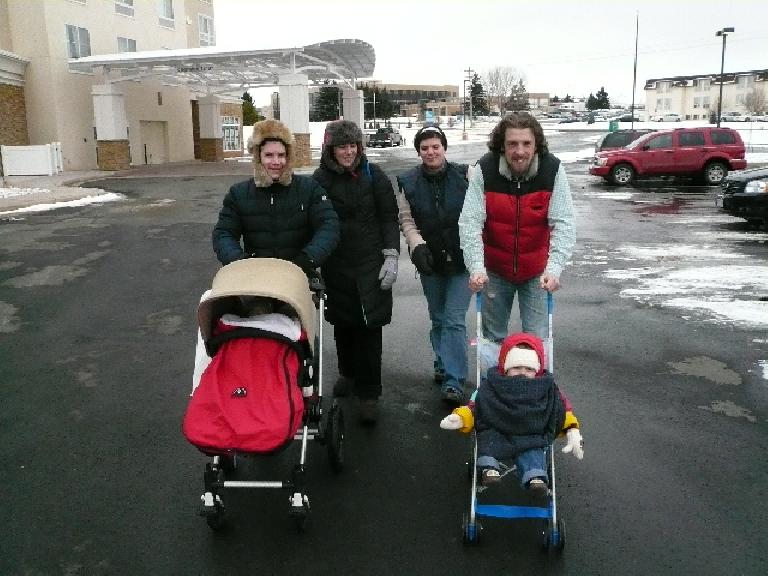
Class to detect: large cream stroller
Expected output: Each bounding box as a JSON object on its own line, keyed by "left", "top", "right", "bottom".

{"left": 183, "top": 258, "right": 345, "bottom": 531}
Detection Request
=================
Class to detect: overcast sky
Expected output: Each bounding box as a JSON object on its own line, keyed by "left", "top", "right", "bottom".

{"left": 213, "top": 0, "right": 768, "bottom": 106}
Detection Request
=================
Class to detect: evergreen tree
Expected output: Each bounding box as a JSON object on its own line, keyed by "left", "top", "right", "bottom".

{"left": 469, "top": 73, "right": 490, "bottom": 116}
{"left": 586, "top": 93, "right": 598, "bottom": 110}
{"left": 551, "top": 95, "right": 560, "bottom": 104}
{"left": 357, "top": 83, "right": 396, "bottom": 121}
{"left": 505, "top": 79, "right": 529, "bottom": 112}
{"left": 562, "top": 94, "right": 574, "bottom": 103}
{"left": 596, "top": 87, "right": 610, "bottom": 109}
{"left": 310, "top": 83, "right": 341, "bottom": 121}
{"left": 241, "top": 91, "right": 262, "bottom": 126}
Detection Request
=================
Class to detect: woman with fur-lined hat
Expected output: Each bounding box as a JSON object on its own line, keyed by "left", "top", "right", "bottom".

{"left": 312, "top": 120, "right": 400, "bottom": 425}
{"left": 212, "top": 119, "right": 339, "bottom": 275}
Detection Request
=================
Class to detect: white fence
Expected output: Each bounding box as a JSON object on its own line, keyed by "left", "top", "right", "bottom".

{"left": 1, "top": 143, "right": 63, "bottom": 176}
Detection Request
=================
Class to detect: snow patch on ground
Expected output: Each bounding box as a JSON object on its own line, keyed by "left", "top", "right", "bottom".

{"left": 0, "top": 193, "right": 124, "bottom": 215}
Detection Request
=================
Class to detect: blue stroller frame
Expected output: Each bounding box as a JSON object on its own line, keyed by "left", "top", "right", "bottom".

{"left": 462, "top": 292, "right": 565, "bottom": 550}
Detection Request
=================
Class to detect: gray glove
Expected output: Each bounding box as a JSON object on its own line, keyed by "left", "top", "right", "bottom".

{"left": 378, "top": 249, "right": 398, "bottom": 290}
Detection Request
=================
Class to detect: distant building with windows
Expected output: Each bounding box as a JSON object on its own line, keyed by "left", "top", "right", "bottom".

{"left": 357, "top": 82, "right": 461, "bottom": 118}
{"left": 645, "top": 69, "right": 768, "bottom": 121}
{"left": 0, "top": 0, "right": 244, "bottom": 171}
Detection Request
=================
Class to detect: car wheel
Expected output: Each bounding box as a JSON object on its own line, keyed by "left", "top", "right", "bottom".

{"left": 609, "top": 163, "right": 635, "bottom": 186}
{"left": 703, "top": 161, "right": 727, "bottom": 186}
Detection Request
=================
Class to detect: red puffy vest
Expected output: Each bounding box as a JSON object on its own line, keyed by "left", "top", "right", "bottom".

{"left": 478, "top": 152, "right": 560, "bottom": 283}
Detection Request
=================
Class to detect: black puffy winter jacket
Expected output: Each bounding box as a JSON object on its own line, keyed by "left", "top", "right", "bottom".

{"left": 212, "top": 176, "right": 339, "bottom": 266}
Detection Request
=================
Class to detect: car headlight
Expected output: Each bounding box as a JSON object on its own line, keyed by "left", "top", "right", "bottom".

{"left": 593, "top": 156, "right": 608, "bottom": 166}
{"left": 745, "top": 180, "right": 767, "bottom": 194}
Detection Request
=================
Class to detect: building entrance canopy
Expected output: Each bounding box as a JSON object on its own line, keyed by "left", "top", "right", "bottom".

{"left": 68, "top": 38, "right": 375, "bottom": 95}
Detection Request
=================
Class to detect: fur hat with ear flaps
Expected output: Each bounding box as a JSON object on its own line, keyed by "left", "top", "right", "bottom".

{"left": 321, "top": 120, "right": 364, "bottom": 173}
{"left": 247, "top": 120, "right": 295, "bottom": 187}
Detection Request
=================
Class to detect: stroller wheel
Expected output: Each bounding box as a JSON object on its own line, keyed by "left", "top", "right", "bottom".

{"left": 541, "top": 519, "right": 565, "bottom": 552}
{"left": 461, "top": 513, "right": 481, "bottom": 546}
{"left": 218, "top": 453, "right": 237, "bottom": 474}
{"left": 201, "top": 492, "right": 226, "bottom": 532}
{"left": 327, "top": 401, "right": 345, "bottom": 472}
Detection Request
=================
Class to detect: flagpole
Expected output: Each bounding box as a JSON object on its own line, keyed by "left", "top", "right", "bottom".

{"left": 631, "top": 12, "right": 639, "bottom": 130}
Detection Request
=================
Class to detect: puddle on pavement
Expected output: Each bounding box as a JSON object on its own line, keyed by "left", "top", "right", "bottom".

{"left": 632, "top": 197, "right": 691, "bottom": 215}
{"left": 668, "top": 356, "right": 741, "bottom": 385}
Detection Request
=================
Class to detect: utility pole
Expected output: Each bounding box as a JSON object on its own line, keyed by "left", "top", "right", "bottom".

{"left": 371, "top": 80, "right": 378, "bottom": 128}
{"left": 715, "top": 27, "right": 735, "bottom": 127}
{"left": 464, "top": 67, "right": 475, "bottom": 128}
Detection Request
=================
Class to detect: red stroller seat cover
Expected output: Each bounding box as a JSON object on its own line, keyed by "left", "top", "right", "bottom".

{"left": 183, "top": 323, "right": 305, "bottom": 454}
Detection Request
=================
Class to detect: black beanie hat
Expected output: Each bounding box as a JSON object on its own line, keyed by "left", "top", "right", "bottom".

{"left": 413, "top": 124, "right": 448, "bottom": 151}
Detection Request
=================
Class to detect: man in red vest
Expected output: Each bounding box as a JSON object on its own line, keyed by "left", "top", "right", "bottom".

{"left": 458, "top": 113, "right": 575, "bottom": 341}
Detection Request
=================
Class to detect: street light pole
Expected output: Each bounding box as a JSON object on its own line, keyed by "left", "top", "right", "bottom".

{"left": 715, "top": 27, "right": 735, "bottom": 128}
{"left": 464, "top": 67, "right": 475, "bottom": 128}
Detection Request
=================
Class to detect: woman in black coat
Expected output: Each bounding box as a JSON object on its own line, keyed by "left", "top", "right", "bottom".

{"left": 312, "top": 120, "right": 400, "bottom": 425}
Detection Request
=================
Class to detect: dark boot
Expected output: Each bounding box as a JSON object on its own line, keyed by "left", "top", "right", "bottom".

{"left": 333, "top": 375, "right": 354, "bottom": 397}
{"left": 358, "top": 398, "right": 378, "bottom": 426}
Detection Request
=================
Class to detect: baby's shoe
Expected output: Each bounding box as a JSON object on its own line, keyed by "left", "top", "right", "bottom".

{"left": 527, "top": 477, "right": 548, "bottom": 497}
{"left": 481, "top": 468, "right": 501, "bottom": 486}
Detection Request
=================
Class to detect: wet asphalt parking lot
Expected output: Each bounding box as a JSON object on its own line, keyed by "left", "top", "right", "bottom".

{"left": 1, "top": 130, "right": 766, "bottom": 575}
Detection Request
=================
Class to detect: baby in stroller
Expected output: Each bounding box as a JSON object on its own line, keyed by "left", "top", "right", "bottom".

{"left": 184, "top": 258, "right": 317, "bottom": 456}
{"left": 440, "top": 332, "right": 584, "bottom": 494}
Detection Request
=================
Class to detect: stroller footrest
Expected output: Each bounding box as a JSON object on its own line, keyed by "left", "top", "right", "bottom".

{"left": 222, "top": 480, "right": 286, "bottom": 489}
{"left": 475, "top": 503, "right": 552, "bottom": 519}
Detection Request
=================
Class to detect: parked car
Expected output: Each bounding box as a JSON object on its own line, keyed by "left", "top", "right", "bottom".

{"left": 595, "top": 129, "right": 655, "bottom": 152}
{"left": 589, "top": 127, "right": 747, "bottom": 186}
{"left": 717, "top": 167, "right": 768, "bottom": 226}
{"left": 720, "top": 111, "right": 751, "bottom": 122}
{"left": 653, "top": 112, "right": 682, "bottom": 122}
{"left": 616, "top": 114, "right": 640, "bottom": 122}
{"left": 368, "top": 126, "right": 403, "bottom": 147}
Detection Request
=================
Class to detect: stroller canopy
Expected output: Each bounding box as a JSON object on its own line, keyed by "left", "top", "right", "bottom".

{"left": 198, "top": 258, "right": 317, "bottom": 353}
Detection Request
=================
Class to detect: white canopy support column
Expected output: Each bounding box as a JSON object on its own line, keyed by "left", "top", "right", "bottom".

{"left": 198, "top": 94, "right": 223, "bottom": 162}
{"left": 278, "top": 73, "right": 310, "bottom": 167}
{"left": 342, "top": 88, "right": 364, "bottom": 131}
{"left": 92, "top": 83, "right": 130, "bottom": 170}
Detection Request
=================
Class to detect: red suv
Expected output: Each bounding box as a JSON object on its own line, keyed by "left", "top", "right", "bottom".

{"left": 590, "top": 127, "right": 746, "bottom": 186}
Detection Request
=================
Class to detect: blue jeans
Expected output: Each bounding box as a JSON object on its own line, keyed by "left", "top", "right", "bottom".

{"left": 477, "top": 448, "right": 548, "bottom": 488}
{"left": 482, "top": 272, "right": 548, "bottom": 342}
{"left": 419, "top": 271, "right": 472, "bottom": 387}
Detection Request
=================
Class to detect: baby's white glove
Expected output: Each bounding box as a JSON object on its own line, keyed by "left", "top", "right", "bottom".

{"left": 561, "top": 428, "right": 584, "bottom": 459}
{"left": 440, "top": 414, "right": 464, "bottom": 430}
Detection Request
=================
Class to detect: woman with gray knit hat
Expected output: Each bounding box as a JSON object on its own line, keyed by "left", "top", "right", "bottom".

{"left": 212, "top": 119, "right": 339, "bottom": 274}
{"left": 312, "top": 120, "right": 400, "bottom": 425}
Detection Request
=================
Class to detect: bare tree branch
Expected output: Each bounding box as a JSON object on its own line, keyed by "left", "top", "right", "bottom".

{"left": 483, "top": 66, "right": 524, "bottom": 114}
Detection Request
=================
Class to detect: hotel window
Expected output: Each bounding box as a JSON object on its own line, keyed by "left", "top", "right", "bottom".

{"left": 693, "top": 97, "right": 701, "bottom": 108}
{"left": 115, "top": 0, "right": 134, "bottom": 17}
{"left": 157, "top": 0, "right": 175, "bottom": 28}
{"left": 117, "top": 36, "right": 136, "bottom": 52}
{"left": 222, "top": 116, "right": 241, "bottom": 152}
{"left": 198, "top": 14, "right": 215, "bottom": 46}
{"left": 66, "top": 24, "right": 91, "bottom": 59}
{"left": 703, "top": 97, "right": 710, "bottom": 109}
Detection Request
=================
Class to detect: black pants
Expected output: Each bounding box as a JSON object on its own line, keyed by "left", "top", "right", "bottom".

{"left": 334, "top": 324, "right": 383, "bottom": 399}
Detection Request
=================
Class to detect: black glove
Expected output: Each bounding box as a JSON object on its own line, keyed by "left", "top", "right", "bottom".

{"left": 292, "top": 252, "right": 316, "bottom": 277}
{"left": 411, "top": 244, "right": 435, "bottom": 276}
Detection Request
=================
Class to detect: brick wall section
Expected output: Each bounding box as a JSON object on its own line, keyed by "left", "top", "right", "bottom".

{"left": 294, "top": 133, "right": 310, "bottom": 167}
{"left": 0, "top": 84, "right": 29, "bottom": 146}
{"left": 97, "top": 140, "right": 130, "bottom": 171}
{"left": 199, "top": 138, "right": 223, "bottom": 162}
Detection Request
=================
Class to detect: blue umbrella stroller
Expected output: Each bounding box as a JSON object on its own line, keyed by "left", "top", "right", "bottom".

{"left": 183, "top": 258, "right": 345, "bottom": 532}
{"left": 462, "top": 292, "right": 565, "bottom": 550}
